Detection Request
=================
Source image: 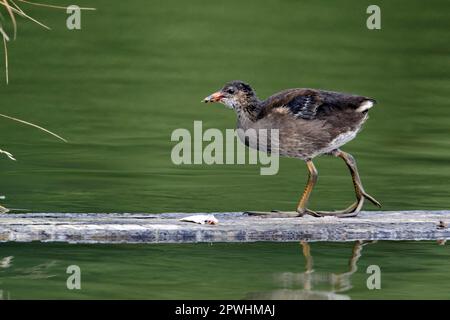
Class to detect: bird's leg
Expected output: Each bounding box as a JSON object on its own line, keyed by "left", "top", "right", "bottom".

{"left": 296, "top": 160, "right": 321, "bottom": 217}
{"left": 314, "top": 150, "right": 381, "bottom": 218}
{"left": 300, "top": 241, "right": 314, "bottom": 290}
{"left": 245, "top": 160, "right": 319, "bottom": 218}
{"left": 332, "top": 240, "right": 376, "bottom": 292}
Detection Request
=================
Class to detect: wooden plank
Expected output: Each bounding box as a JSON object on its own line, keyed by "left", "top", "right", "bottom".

{"left": 0, "top": 211, "right": 449, "bottom": 243}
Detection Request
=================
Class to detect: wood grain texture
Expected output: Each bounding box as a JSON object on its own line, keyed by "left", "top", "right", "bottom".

{"left": 1, "top": 211, "right": 449, "bottom": 243}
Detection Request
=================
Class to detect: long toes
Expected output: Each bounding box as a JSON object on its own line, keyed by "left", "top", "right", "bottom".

{"left": 361, "top": 191, "right": 381, "bottom": 207}
{"left": 244, "top": 211, "right": 300, "bottom": 218}
{"left": 315, "top": 211, "right": 347, "bottom": 216}
{"left": 312, "top": 201, "right": 359, "bottom": 216}
{"left": 244, "top": 211, "right": 274, "bottom": 216}
{"left": 322, "top": 198, "right": 366, "bottom": 217}
{"left": 336, "top": 211, "right": 360, "bottom": 218}
{"left": 300, "top": 209, "right": 323, "bottom": 217}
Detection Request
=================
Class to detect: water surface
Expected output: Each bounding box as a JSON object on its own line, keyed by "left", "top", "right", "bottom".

{"left": 0, "top": 0, "right": 449, "bottom": 213}
{"left": 1, "top": 241, "right": 449, "bottom": 299}
{"left": 0, "top": 0, "right": 449, "bottom": 300}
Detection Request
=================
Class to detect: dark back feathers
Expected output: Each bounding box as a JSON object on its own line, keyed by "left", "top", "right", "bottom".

{"left": 258, "top": 88, "right": 375, "bottom": 121}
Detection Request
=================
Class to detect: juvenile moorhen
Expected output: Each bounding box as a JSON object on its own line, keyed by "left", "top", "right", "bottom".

{"left": 203, "top": 80, "right": 381, "bottom": 218}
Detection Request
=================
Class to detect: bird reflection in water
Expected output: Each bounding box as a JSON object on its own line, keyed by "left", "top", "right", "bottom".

{"left": 247, "top": 241, "right": 375, "bottom": 300}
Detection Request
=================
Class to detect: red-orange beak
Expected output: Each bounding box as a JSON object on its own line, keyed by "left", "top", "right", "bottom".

{"left": 203, "top": 91, "right": 224, "bottom": 103}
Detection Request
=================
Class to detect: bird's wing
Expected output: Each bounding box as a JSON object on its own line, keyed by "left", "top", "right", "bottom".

{"left": 258, "top": 89, "right": 322, "bottom": 120}
{"left": 259, "top": 89, "right": 375, "bottom": 120}
{"left": 283, "top": 93, "right": 322, "bottom": 120}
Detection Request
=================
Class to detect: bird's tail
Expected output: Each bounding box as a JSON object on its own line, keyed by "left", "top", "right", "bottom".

{"left": 356, "top": 99, "right": 376, "bottom": 113}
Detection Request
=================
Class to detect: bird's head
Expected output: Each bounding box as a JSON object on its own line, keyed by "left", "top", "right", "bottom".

{"left": 203, "top": 80, "right": 258, "bottom": 110}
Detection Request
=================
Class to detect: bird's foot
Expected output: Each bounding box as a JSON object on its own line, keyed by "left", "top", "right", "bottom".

{"left": 360, "top": 190, "right": 382, "bottom": 208}
{"left": 298, "top": 208, "right": 323, "bottom": 217}
{"left": 244, "top": 210, "right": 301, "bottom": 218}
{"left": 299, "top": 189, "right": 381, "bottom": 218}
{"left": 245, "top": 190, "right": 381, "bottom": 219}
{"left": 301, "top": 200, "right": 360, "bottom": 218}
{"left": 305, "top": 202, "right": 360, "bottom": 218}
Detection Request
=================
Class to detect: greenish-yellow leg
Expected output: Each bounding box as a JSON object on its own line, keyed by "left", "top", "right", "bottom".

{"left": 308, "top": 150, "right": 381, "bottom": 218}
{"left": 246, "top": 160, "right": 318, "bottom": 218}
{"left": 246, "top": 151, "right": 380, "bottom": 218}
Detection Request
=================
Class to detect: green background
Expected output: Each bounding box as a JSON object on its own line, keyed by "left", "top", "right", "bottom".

{"left": 0, "top": 0, "right": 449, "bottom": 299}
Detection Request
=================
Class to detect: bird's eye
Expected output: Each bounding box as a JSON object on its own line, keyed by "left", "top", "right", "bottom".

{"left": 226, "top": 88, "right": 235, "bottom": 94}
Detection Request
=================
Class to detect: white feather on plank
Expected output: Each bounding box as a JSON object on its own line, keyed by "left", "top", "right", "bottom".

{"left": 179, "top": 215, "right": 218, "bottom": 225}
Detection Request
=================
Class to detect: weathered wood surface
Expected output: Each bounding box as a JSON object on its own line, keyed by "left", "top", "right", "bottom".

{"left": 0, "top": 211, "right": 449, "bottom": 243}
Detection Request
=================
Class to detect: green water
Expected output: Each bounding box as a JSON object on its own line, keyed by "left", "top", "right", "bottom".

{"left": 1, "top": 241, "right": 449, "bottom": 299}
{"left": 0, "top": 0, "right": 449, "bottom": 299}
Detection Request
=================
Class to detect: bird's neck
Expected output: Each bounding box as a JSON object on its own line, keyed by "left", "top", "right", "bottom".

{"left": 236, "top": 98, "right": 261, "bottom": 124}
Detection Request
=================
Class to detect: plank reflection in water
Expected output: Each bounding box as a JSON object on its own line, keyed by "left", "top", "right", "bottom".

{"left": 246, "top": 241, "right": 375, "bottom": 300}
